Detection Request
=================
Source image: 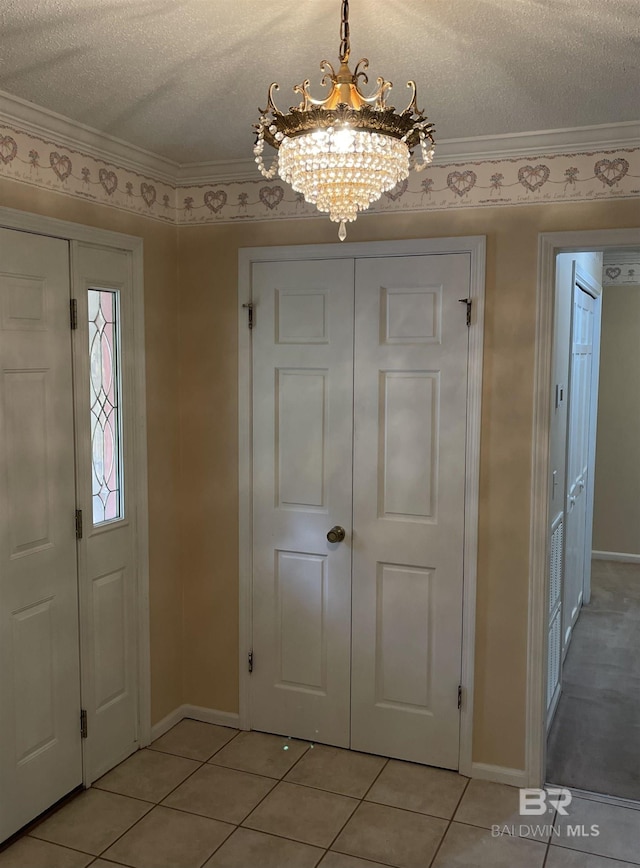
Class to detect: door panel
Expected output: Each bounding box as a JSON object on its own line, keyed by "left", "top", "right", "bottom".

{"left": 0, "top": 228, "right": 82, "bottom": 841}
{"left": 562, "top": 285, "right": 595, "bottom": 656}
{"left": 251, "top": 259, "right": 354, "bottom": 746}
{"left": 72, "top": 243, "right": 138, "bottom": 781}
{"left": 250, "top": 252, "right": 470, "bottom": 768}
{"left": 351, "top": 255, "right": 469, "bottom": 768}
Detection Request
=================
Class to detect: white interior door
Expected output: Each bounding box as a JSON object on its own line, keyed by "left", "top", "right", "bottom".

{"left": 250, "top": 251, "right": 470, "bottom": 767}
{"left": 562, "top": 284, "right": 595, "bottom": 656}
{"left": 0, "top": 228, "right": 82, "bottom": 840}
{"left": 350, "top": 255, "right": 469, "bottom": 768}
{"left": 250, "top": 259, "right": 355, "bottom": 746}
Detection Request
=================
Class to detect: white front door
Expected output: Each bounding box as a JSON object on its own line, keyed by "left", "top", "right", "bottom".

{"left": 562, "top": 284, "right": 595, "bottom": 655}
{"left": 72, "top": 243, "right": 139, "bottom": 782}
{"left": 0, "top": 228, "right": 82, "bottom": 840}
{"left": 250, "top": 251, "right": 470, "bottom": 769}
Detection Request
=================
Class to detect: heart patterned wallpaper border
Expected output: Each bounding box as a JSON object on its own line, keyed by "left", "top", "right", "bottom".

{"left": 603, "top": 257, "right": 640, "bottom": 286}
{"left": 1, "top": 123, "right": 639, "bottom": 227}
{"left": 0, "top": 125, "right": 177, "bottom": 223}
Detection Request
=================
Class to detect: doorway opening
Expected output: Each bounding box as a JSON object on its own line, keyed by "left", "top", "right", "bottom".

{"left": 528, "top": 228, "right": 640, "bottom": 798}
{"left": 545, "top": 247, "right": 640, "bottom": 800}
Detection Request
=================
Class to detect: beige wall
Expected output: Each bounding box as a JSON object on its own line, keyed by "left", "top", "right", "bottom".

{"left": 0, "top": 178, "right": 182, "bottom": 724}
{"left": 2, "top": 175, "right": 638, "bottom": 768}
{"left": 593, "top": 284, "right": 640, "bottom": 556}
{"left": 177, "top": 200, "right": 640, "bottom": 771}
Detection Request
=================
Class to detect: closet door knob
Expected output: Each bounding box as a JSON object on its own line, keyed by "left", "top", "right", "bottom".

{"left": 327, "top": 526, "right": 346, "bottom": 543}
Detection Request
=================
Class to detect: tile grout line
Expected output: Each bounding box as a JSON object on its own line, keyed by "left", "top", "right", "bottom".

{"left": 91, "top": 749, "right": 213, "bottom": 859}
{"left": 84, "top": 732, "right": 318, "bottom": 866}
{"left": 359, "top": 758, "right": 391, "bottom": 802}
{"left": 323, "top": 756, "right": 391, "bottom": 855}
{"left": 22, "top": 835, "right": 98, "bottom": 861}
{"left": 233, "top": 746, "right": 391, "bottom": 857}
{"left": 237, "top": 739, "right": 317, "bottom": 831}
{"left": 549, "top": 842, "right": 640, "bottom": 866}
{"left": 425, "top": 776, "right": 471, "bottom": 868}
{"left": 25, "top": 729, "right": 640, "bottom": 868}
{"left": 148, "top": 725, "right": 242, "bottom": 760}
{"left": 219, "top": 746, "right": 484, "bottom": 863}
{"left": 107, "top": 724, "right": 253, "bottom": 862}
{"left": 543, "top": 806, "right": 557, "bottom": 865}
{"left": 209, "top": 735, "right": 323, "bottom": 857}
{"left": 331, "top": 783, "right": 475, "bottom": 826}
{"left": 283, "top": 756, "right": 391, "bottom": 801}
{"left": 204, "top": 736, "right": 365, "bottom": 865}
{"left": 152, "top": 733, "right": 250, "bottom": 868}
{"left": 207, "top": 734, "right": 312, "bottom": 781}
{"left": 87, "top": 787, "right": 161, "bottom": 807}
{"left": 92, "top": 726, "right": 243, "bottom": 814}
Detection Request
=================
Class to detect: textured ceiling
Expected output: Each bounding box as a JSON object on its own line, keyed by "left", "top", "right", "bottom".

{"left": 0, "top": 0, "right": 638, "bottom": 165}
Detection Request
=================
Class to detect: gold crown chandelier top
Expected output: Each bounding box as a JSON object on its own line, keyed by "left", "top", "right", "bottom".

{"left": 254, "top": 0, "right": 436, "bottom": 240}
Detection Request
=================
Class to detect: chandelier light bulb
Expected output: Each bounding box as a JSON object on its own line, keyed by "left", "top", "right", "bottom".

{"left": 254, "top": 0, "right": 436, "bottom": 239}
{"left": 332, "top": 127, "right": 356, "bottom": 152}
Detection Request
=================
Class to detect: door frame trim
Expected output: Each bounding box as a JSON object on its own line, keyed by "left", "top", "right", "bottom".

{"left": 238, "top": 236, "right": 486, "bottom": 776}
{"left": 527, "top": 227, "right": 640, "bottom": 788}
{"left": 0, "top": 206, "right": 152, "bottom": 764}
{"left": 574, "top": 263, "right": 602, "bottom": 614}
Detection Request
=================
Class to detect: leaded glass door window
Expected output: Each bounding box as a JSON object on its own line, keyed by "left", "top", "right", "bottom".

{"left": 88, "top": 288, "right": 123, "bottom": 524}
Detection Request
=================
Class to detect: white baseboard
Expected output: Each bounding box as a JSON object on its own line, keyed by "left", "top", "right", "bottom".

{"left": 150, "top": 706, "right": 186, "bottom": 742}
{"left": 592, "top": 550, "right": 640, "bottom": 564}
{"left": 471, "top": 762, "right": 528, "bottom": 788}
{"left": 150, "top": 704, "right": 240, "bottom": 742}
{"left": 182, "top": 704, "right": 241, "bottom": 729}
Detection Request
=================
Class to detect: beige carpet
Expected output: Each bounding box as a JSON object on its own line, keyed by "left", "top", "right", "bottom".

{"left": 547, "top": 559, "right": 640, "bottom": 800}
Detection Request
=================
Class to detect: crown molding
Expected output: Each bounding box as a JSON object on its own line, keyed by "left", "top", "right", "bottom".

{"left": 2, "top": 87, "right": 637, "bottom": 188}
{"left": 603, "top": 248, "right": 640, "bottom": 264}
{"left": 176, "top": 121, "right": 640, "bottom": 185}
{"left": 436, "top": 120, "right": 640, "bottom": 161}
{"left": 0, "top": 89, "right": 178, "bottom": 184}
{"left": 176, "top": 159, "right": 260, "bottom": 185}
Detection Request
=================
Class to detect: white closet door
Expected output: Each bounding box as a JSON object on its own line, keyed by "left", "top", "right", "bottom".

{"left": 0, "top": 228, "right": 82, "bottom": 841}
{"left": 350, "top": 254, "right": 470, "bottom": 768}
{"left": 562, "top": 285, "right": 595, "bottom": 656}
{"left": 250, "top": 259, "right": 355, "bottom": 746}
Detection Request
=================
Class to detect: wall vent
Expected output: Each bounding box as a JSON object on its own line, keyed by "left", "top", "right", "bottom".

{"left": 549, "top": 515, "right": 563, "bottom": 616}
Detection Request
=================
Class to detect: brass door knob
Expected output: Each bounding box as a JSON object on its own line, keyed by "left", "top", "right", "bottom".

{"left": 327, "top": 525, "right": 346, "bottom": 543}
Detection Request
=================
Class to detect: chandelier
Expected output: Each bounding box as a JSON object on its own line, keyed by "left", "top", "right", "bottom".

{"left": 254, "top": 0, "right": 436, "bottom": 240}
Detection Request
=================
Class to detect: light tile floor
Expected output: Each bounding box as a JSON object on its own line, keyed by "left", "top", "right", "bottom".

{"left": 2, "top": 720, "right": 640, "bottom": 867}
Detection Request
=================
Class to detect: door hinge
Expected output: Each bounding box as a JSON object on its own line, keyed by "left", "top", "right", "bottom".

{"left": 458, "top": 298, "right": 472, "bottom": 327}
{"left": 70, "top": 298, "right": 78, "bottom": 330}
{"left": 75, "top": 509, "right": 83, "bottom": 540}
{"left": 248, "top": 649, "right": 254, "bottom": 674}
{"left": 458, "top": 685, "right": 463, "bottom": 710}
{"left": 242, "top": 302, "right": 254, "bottom": 330}
{"left": 80, "top": 709, "right": 88, "bottom": 739}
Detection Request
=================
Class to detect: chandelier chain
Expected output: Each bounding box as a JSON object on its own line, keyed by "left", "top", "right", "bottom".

{"left": 339, "top": 0, "right": 350, "bottom": 62}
